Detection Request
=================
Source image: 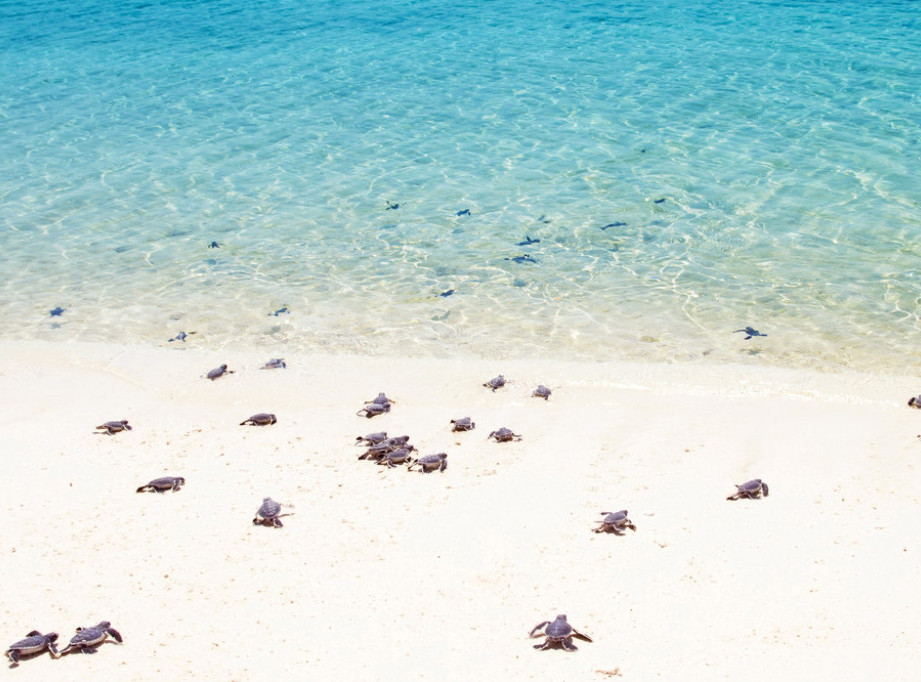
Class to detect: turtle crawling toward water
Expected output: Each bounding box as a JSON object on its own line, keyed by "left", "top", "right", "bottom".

{"left": 357, "top": 392, "right": 394, "bottom": 418}
{"left": 908, "top": 395, "right": 921, "bottom": 408}
{"left": 488, "top": 427, "right": 521, "bottom": 442}
{"left": 205, "top": 364, "right": 233, "bottom": 380}
{"left": 136, "top": 476, "right": 185, "bottom": 493}
{"left": 532, "top": 385, "right": 552, "bottom": 400}
{"left": 408, "top": 453, "right": 448, "bottom": 473}
{"left": 593, "top": 510, "right": 636, "bottom": 534}
{"left": 253, "top": 497, "right": 290, "bottom": 527}
{"left": 58, "top": 621, "right": 122, "bottom": 656}
{"left": 356, "top": 431, "right": 389, "bottom": 446}
{"left": 450, "top": 417, "right": 475, "bottom": 432}
{"left": 261, "top": 358, "right": 286, "bottom": 369}
{"left": 359, "top": 436, "right": 412, "bottom": 460}
{"left": 376, "top": 448, "right": 414, "bottom": 468}
{"left": 240, "top": 413, "right": 277, "bottom": 426}
{"left": 95, "top": 420, "right": 131, "bottom": 435}
{"left": 529, "top": 614, "right": 592, "bottom": 651}
{"left": 727, "top": 478, "right": 769, "bottom": 500}
{"left": 483, "top": 375, "right": 506, "bottom": 391}
{"left": 5, "top": 631, "right": 59, "bottom": 665}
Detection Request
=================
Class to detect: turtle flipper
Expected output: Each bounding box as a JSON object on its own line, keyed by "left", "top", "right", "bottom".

{"left": 761, "top": 482, "right": 769, "bottom": 497}
{"left": 571, "top": 629, "right": 593, "bottom": 642}
{"left": 529, "top": 622, "right": 550, "bottom": 638}
{"left": 560, "top": 637, "right": 578, "bottom": 651}
{"left": 105, "top": 628, "right": 122, "bottom": 643}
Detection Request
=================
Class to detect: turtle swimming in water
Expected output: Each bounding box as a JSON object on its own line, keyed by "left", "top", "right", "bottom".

{"left": 727, "top": 478, "right": 769, "bottom": 500}
{"left": 488, "top": 427, "right": 521, "bottom": 442}
{"left": 592, "top": 510, "right": 636, "bottom": 534}
{"left": 5, "top": 631, "right": 59, "bottom": 665}
{"left": 408, "top": 453, "right": 447, "bottom": 473}
{"left": 95, "top": 420, "right": 131, "bottom": 435}
{"left": 529, "top": 615, "right": 592, "bottom": 652}
{"left": 205, "top": 364, "right": 233, "bottom": 380}
{"left": 450, "top": 417, "right": 475, "bottom": 432}
{"left": 532, "top": 385, "right": 551, "bottom": 400}
{"left": 253, "top": 497, "right": 290, "bottom": 527}
{"left": 136, "top": 476, "right": 185, "bottom": 493}
{"left": 734, "top": 326, "right": 767, "bottom": 340}
{"left": 57, "top": 621, "right": 122, "bottom": 656}
{"left": 240, "top": 413, "right": 277, "bottom": 426}
{"left": 483, "top": 375, "right": 506, "bottom": 391}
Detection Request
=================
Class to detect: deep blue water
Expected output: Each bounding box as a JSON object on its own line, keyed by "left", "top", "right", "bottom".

{"left": 2, "top": 0, "right": 920, "bottom": 371}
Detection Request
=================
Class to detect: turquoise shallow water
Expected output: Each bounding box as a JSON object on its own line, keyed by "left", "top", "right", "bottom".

{"left": 2, "top": 0, "right": 920, "bottom": 372}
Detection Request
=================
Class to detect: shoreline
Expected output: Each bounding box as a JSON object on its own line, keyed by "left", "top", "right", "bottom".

{"left": 3, "top": 339, "right": 920, "bottom": 680}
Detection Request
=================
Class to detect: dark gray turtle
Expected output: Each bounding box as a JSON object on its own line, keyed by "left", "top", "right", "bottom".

{"left": 261, "top": 358, "right": 286, "bottom": 369}
{"left": 734, "top": 326, "right": 767, "bottom": 340}
{"left": 483, "top": 375, "right": 506, "bottom": 391}
{"left": 49, "top": 306, "right": 65, "bottom": 317}
{"left": 376, "top": 448, "right": 414, "bottom": 468}
{"left": 529, "top": 615, "right": 592, "bottom": 652}
{"left": 593, "top": 510, "right": 636, "bottom": 534}
{"left": 408, "top": 453, "right": 448, "bottom": 473}
{"left": 357, "top": 402, "right": 390, "bottom": 418}
{"left": 240, "top": 413, "right": 277, "bottom": 426}
{"left": 727, "top": 478, "right": 769, "bottom": 500}
{"left": 136, "top": 476, "right": 185, "bottom": 493}
{"left": 205, "top": 364, "right": 233, "bottom": 380}
{"left": 95, "top": 420, "right": 131, "bottom": 435}
{"left": 488, "top": 427, "right": 521, "bottom": 442}
{"left": 908, "top": 395, "right": 921, "bottom": 408}
{"left": 253, "top": 497, "right": 290, "bottom": 527}
{"left": 532, "top": 385, "right": 552, "bottom": 400}
{"left": 5, "top": 631, "right": 59, "bottom": 665}
{"left": 57, "top": 621, "right": 122, "bottom": 656}
{"left": 359, "top": 436, "right": 412, "bottom": 460}
{"left": 356, "top": 431, "right": 389, "bottom": 446}
{"left": 450, "top": 417, "right": 475, "bottom": 432}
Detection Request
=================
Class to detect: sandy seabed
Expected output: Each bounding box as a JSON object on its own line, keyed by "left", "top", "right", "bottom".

{"left": 2, "top": 340, "right": 920, "bottom": 681}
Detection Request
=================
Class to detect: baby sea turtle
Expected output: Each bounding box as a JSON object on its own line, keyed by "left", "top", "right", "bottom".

{"left": 5, "top": 631, "right": 59, "bottom": 665}
{"left": 908, "top": 395, "right": 921, "bottom": 408}
{"left": 95, "top": 420, "right": 131, "bottom": 435}
{"left": 206, "top": 364, "right": 233, "bottom": 380}
{"left": 483, "top": 375, "right": 506, "bottom": 391}
{"left": 456, "top": 208, "right": 471, "bottom": 217}
{"left": 58, "top": 621, "right": 122, "bottom": 656}
{"left": 488, "top": 427, "right": 521, "bottom": 442}
{"left": 385, "top": 201, "right": 400, "bottom": 210}
{"left": 517, "top": 235, "right": 541, "bottom": 246}
{"left": 168, "top": 331, "right": 196, "bottom": 342}
{"left": 727, "top": 478, "right": 769, "bottom": 500}
{"left": 376, "top": 448, "right": 414, "bottom": 468}
{"left": 136, "top": 476, "right": 185, "bottom": 493}
{"left": 529, "top": 615, "right": 592, "bottom": 652}
{"left": 408, "top": 453, "right": 448, "bottom": 473}
{"left": 359, "top": 436, "right": 412, "bottom": 460}
{"left": 357, "top": 394, "right": 392, "bottom": 418}
{"left": 734, "top": 326, "right": 767, "bottom": 340}
{"left": 240, "top": 413, "right": 277, "bottom": 426}
{"left": 269, "top": 306, "right": 290, "bottom": 317}
{"left": 532, "top": 385, "right": 551, "bottom": 400}
{"left": 593, "top": 510, "right": 636, "bottom": 534}
{"left": 356, "top": 431, "right": 389, "bottom": 446}
{"left": 261, "top": 358, "right": 286, "bottom": 369}
{"left": 253, "top": 497, "right": 288, "bottom": 527}
{"left": 505, "top": 254, "right": 538, "bottom": 264}
{"left": 450, "top": 417, "right": 475, "bottom": 432}
{"left": 49, "top": 306, "right": 65, "bottom": 317}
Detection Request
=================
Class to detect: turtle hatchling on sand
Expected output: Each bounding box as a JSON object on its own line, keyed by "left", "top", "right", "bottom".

{"left": 240, "top": 413, "right": 277, "bottom": 426}
{"left": 5, "top": 631, "right": 59, "bottom": 665}
{"left": 488, "top": 427, "right": 521, "bottom": 442}
{"left": 253, "top": 497, "right": 289, "bottom": 527}
{"left": 136, "top": 476, "right": 185, "bottom": 493}
{"left": 95, "top": 420, "right": 131, "bottom": 435}
{"left": 408, "top": 453, "right": 448, "bottom": 473}
{"left": 359, "top": 436, "right": 412, "bottom": 460}
{"left": 593, "top": 510, "right": 637, "bottom": 534}
{"left": 376, "top": 447, "right": 414, "bottom": 468}
{"left": 727, "top": 478, "right": 769, "bottom": 500}
{"left": 908, "top": 395, "right": 921, "bottom": 408}
{"left": 532, "top": 385, "right": 552, "bottom": 400}
{"left": 205, "top": 364, "right": 233, "bottom": 380}
{"left": 356, "top": 431, "right": 389, "bottom": 446}
{"left": 261, "top": 358, "right": 286, "bottom": 369}
{"left": 357, "top": 402, "right": 391, "bottom": 418}
{"left": 450, "top": 417, "right": 475, "bottom": 432}
{"left": 529, "top": 615, "right": 592, "bottom": 652}
{"left": 58, "top": 621, "right": 122, "bottom": 656}
{"left": 483, "top": 375, "right": 506, "bottom": 391}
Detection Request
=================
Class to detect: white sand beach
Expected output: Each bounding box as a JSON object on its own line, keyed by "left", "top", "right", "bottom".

{"left": 2, "top": 340, "right": 921, "bottom": 680}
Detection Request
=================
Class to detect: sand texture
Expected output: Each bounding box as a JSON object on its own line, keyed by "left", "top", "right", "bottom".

{"left": 2, "top": 341, "right": 921, "bottom": 680}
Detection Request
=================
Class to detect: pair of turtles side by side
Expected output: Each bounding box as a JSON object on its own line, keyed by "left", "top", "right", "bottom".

{"left": 253, "top": 497, "right": 291, "bottom": 527}
{"left": 408, "top": 453, "right": 447, "bottom": 473}
{"left": 357, "top": 392, "right": 394, "bottom": 418}
{"left": 136, "top": 476, "right": 185, "bottom": 493}
{"left": 240, "top": 413, "right": 277, "bottom": 426}
{"left": 5, "top": 631, "right": 58, "bottom": 665}
{"left": 95, "top": 420, "right": 131, "bottom": 435}
{"left": 488, "top": 427, "right": 521, "bottom": 443}
{"left": 530, "top": 615, "right": 592, "bottom": 652}
{"left": 483, "top": 375, "right": 506, "bottom": 391}
{"left": 358, "top": 435, "right": 412, "bottom": 461}
{"left": 727, "top": 479, "right": 769, "bottom": 500}
{"left": 450, "top": 417, "right": 475, "bottom": 432}
{"left": 593, "top": 510, "right": 636, "bottom": 534}
{"left": 57, "top": 621, "right": 122, "bottom": 656}
{"left": 205, "top": 364, "right": 233, "bottom": 380}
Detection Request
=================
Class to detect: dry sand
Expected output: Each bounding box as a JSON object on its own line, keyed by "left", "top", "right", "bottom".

{"left": 2, "top": 340, "right": 921, "bottom": 680}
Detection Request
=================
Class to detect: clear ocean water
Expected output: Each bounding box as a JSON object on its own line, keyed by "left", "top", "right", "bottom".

{"left": 2, "top": 0, "right": 920, "bottom": 372}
